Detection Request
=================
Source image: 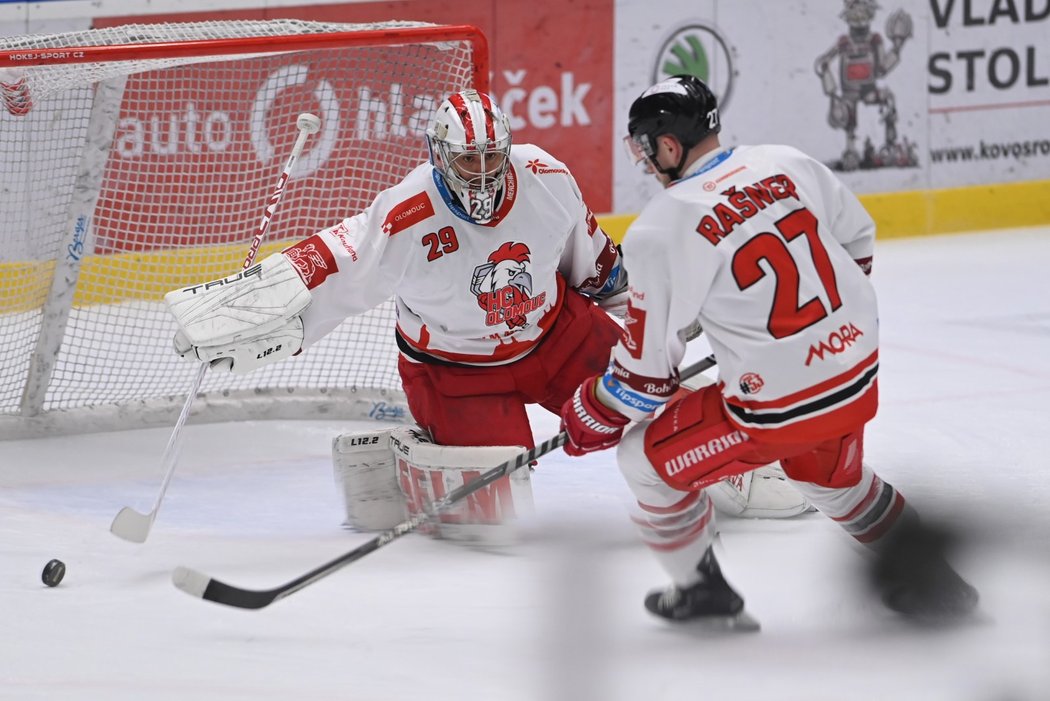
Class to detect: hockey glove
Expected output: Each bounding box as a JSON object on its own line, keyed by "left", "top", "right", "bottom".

{"left": 560, "top": 375, "right": 630, "bottom": 456}
{"left": 166, "top": 252, "right": 311, "bottom": 375}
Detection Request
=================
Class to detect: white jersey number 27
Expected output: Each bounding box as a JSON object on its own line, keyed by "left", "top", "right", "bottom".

{"left": 730, "top": 208, "right": 842, "bottom": 339}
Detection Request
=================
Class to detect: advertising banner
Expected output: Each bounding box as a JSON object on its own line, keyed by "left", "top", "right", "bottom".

{"left": 89, "top": 0, "right": 616, "bottom": 213}
{"left": 615, "top": 0, "right": 1050, "bottom": 211}
{"left": 2, "top": 0, "right": 1047, "bottom": 218}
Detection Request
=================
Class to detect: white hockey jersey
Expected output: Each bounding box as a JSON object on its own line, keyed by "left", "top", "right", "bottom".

{"left": 281, "top": 144, "right": 622, "bottom": 365}
{"left": 598, "top": 144, "right": 879, "bottom": 443}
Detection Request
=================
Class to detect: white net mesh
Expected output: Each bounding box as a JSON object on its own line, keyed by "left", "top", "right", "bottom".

{"left": 0, "top": 20, "right": 482, "bottom": 437}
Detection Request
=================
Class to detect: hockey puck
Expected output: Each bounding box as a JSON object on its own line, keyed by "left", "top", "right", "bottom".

{"left": 42, "top": 558, "right": 66, "bottom": 587}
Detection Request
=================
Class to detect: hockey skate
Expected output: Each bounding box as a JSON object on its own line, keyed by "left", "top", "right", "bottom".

{"left": 871, "top": 518, "right": 980, "bottom": 625}
{"left": 644, "top": 548, "right": 760, "bottom": 632}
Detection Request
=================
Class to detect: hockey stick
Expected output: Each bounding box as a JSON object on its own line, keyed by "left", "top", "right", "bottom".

{"left": 110, "top": 113, "right": 322, "bottom": 544}
{"left": 172, "top": 353, "right": 718, "bottom": 609}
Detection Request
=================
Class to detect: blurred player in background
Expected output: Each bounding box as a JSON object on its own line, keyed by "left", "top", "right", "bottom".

{"left": 560, "top": 75, "right": 979, "bottom": 627}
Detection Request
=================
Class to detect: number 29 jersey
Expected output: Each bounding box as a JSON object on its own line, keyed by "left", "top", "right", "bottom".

{"left": 282, "top": 143, "right": 620, "bottom": 366}
{"left": 600, "top": 144, "right": 879, "bottom": 444}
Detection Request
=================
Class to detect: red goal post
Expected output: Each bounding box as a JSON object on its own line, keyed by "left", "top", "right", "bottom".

{"left": 0, "top": 20, "right": 488, "bottom": 438}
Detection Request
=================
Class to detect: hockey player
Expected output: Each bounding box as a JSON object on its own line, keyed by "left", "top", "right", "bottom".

{"left": 168, "top": 90, "right": 625, "bottom": 454}
{"left": 560, "top": 75, "right": 979, "bottom": 626}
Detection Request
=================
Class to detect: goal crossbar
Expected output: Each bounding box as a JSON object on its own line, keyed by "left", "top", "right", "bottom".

{"left": 0, "top": 24, "right": 489, "bottom": 90}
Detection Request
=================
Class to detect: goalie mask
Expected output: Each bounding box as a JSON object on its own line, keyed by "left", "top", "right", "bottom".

{"left": 626, "top": 75, "right": 720, "bottom": 182}
{"left": 427, "top": 90, "right": 512, "bottom": 224}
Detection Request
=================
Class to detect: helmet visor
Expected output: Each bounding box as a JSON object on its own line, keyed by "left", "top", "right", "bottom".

{"left": 623, "top": 134, "right": 656, "bottom": 173}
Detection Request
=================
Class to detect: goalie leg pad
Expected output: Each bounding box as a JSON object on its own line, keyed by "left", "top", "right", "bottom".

{"left": 390, "top": 426, "right": 533, "bottom": 545}
{"left": 708, "top": 464, "right": 815, "bottom": 519}
{"left": 332, "top": 428, "right": 408, "bottom": 531}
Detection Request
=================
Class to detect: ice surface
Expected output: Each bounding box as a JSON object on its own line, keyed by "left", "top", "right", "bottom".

{"left": 2, "top": 227, "right": 1049, "bottom": 701}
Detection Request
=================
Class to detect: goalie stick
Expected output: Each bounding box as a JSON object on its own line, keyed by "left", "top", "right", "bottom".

{"left": 110, "top": 113, "right": 322, "bottom": 544}
{"left": 172, "top": 354, "right": 718, "bottom": 609}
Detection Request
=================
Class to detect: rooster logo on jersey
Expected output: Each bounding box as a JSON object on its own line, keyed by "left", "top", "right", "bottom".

{"left": 471, "top": 241, "right": 545, "bottom": 330}
{"left": 283, "top": 236, "right": 337, "bottom": 289}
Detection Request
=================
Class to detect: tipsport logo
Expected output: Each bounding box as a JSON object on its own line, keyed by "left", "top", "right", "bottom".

{"left": 470, "top": 241, "right": 546, "bottom": 330}
{"left": 652, "top": 23, "right": 736, "bottom": 111}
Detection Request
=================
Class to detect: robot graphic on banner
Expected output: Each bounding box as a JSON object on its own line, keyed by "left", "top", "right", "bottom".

{"left": 814, "top": 0, "right": 916, "bottom": 171}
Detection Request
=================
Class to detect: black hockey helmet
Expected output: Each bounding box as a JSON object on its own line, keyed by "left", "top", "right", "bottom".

{"left": 626, "top": 75, "right": 720, "bottom": 180}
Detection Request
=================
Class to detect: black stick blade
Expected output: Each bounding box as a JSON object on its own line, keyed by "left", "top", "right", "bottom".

{"left": 172, "top": 566, "right": 280, "bottom": 610}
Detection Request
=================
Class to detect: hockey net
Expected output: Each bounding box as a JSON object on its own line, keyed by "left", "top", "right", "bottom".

{"left": 0, "top": 19, "right": 487, "bottom": 438}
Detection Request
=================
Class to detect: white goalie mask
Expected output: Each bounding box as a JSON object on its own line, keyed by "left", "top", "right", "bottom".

{"left": 427, "top": 90, "right": 512, "bottom": 224}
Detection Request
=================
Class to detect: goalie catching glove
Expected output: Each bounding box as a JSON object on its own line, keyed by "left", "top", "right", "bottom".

{"left": 166, "top": 252, "right": 311, "bottom": 374}
{"left": 560, "top": 375, "right": 630, "bottom": 456}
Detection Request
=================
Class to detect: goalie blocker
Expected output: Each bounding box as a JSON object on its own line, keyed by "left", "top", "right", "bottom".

{"left": 333, "top": 426, "right": 533, "bottom": 544}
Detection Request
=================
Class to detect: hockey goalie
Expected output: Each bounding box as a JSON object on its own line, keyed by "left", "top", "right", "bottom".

{"left": 166, "top": 90, "right": 630, "bottom": 537}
